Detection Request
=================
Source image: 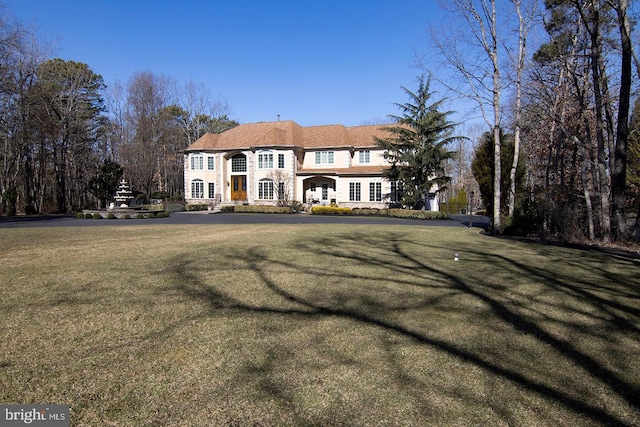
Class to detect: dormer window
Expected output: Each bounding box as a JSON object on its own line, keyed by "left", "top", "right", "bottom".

{"left": 359, "top": 150, "right": 370, "bottom": 164}
{"left": 315, "top": 151, "right": 334, "bottom": 165}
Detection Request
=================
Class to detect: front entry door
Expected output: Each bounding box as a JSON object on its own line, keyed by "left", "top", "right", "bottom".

{"left": 231, "top": 175, "right": 247, "bottom": 201}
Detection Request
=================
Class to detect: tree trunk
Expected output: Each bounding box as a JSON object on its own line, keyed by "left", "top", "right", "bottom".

{"left": 577, "top": 137, "right": 596, "bottom": 240}
{"left": 508, "top": 0, "right": 527, "bottom": 218}
{"left": 611, "top": 0, "right": 632, "bottom": 239}
{"left": 586, "top": 2, "right": 612, "bottom": 242}
{"left": 490, "top": 0, "right": 502, "bottom": 234}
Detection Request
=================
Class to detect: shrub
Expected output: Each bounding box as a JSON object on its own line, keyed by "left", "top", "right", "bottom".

{"left": 503, "top": 201, "right": 543, "bottom": 237}
{"left": 136, "top": 213, "right": 144, "bottom": 219}
{"left": 311, "top": 206, "right": 352, "bottom": 215}
{"left": 106, "top": 213, "right": 116, "bottom": 219}
{"left": 352, "top": 208, "right": 387, "bottom": 216}
{"left": 84, "top": 213, "right": 93, "bottom": 219}
{"left": 387, "top": 209, "right": 448, "bottom": 220}
{"left": 220, "top": 205, "right": 235, "bottom": 212}
{"left": 165, "top": 203, "right": 185, "bottom": 213}
{"left": 138, "top": 204, "right": 164, "bottom": 212}
{"left": 156, "top": 211, "right": 170, "bottom": 218}
{"left": 92, "top": 213, "right": 103, "bottom": 219}
{"left": 289, "top": 201, "right": 304, "bottom": 213}
{"left": 123, "top": 214, "right": 131, "bottom": 219}
{"left": 185, "top": 203, "right": 208, "bottom": 211}
{"left": 76, "top": 212, "right": 84, "bottom": 219}
{"left": 146, "top": 212, "right": 156, "bottom": 218}
{"left": 234, "top": 205, "right": 290, "bottom": 214}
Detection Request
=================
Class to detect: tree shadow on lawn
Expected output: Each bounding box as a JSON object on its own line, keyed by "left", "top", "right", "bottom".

{"left": 167, "top": 230, "right": 640, "bottom": 426}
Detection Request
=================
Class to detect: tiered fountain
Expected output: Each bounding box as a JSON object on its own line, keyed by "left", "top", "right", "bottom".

{"left": 82, "top": 178, "right": 154, "bottom": 218}
{"left": 113, "top": 178, "right": 134, "bottom": 208}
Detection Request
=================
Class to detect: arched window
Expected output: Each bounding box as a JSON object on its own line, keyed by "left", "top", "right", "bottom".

{"left": 191, "top": 179, "right": 204, "bottom": 199}
{"left": 258, "top": 178, "right": 274, "bottom": 200}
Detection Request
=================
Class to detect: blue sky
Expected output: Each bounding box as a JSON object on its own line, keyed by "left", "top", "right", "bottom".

{"left": 4, "top": 0, "right": 446, "bottom": 127}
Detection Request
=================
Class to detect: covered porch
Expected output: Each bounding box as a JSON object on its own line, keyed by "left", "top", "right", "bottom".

{"left": 298, "top": 175, "right": 337, "bottom": 206}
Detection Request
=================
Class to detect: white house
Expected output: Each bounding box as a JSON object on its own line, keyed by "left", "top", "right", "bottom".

{"left": 183, "top": 120, "right": 439, "bottom": 210}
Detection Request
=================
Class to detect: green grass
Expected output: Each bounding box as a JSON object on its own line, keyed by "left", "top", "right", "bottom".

{"left": 1, "top": 224, "right": 639, "bottom": 426}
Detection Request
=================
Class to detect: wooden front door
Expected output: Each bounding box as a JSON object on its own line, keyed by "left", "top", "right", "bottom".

{"left": 231, "top": 175, "right": 247, "bottom": 201}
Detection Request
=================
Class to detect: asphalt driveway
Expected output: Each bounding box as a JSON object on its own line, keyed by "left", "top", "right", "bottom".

{"left": 0, "top": 212, "right": 490, "bottom": 229}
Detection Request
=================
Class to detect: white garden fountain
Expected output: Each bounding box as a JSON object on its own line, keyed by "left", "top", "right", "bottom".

{"left": 113, "top": 178, "right": 134, "bottom": 208}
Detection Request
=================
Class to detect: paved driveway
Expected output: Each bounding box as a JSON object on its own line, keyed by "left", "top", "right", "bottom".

{"left": 0, "top": 212, "right": 490, "bottom": 229}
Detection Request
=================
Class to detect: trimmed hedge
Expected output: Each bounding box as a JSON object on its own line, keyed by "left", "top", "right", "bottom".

{"left": 352, "top": 208, "right": 389, "bottom": 216}
{"left": 387, "top": 209, "right": 448, "bottom": 220}
{"left": 185, "top": 203, "right": 208, "bottom": 211}
{"left": 311, "top": 206, "right": 448, "bottom": 220}
{"left": 310, "top": 206, "right": 352, "bottom": 215}
{"left": 165, "top": 203, "right": 185, "bottom": 213}
{"left": 234, "top": 205, "right": 290, "bottom": 214}
{"left": 138, "top": 203, "right": 165, "bottom": 212}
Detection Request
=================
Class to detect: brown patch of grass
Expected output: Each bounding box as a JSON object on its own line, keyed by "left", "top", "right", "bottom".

{"left": 1, "top": 225, "right": 639, "bottom": 426}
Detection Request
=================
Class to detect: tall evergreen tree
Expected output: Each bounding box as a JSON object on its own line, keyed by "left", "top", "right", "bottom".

{"left": 88, "top": 159, "right": 123, "bottom": 209}
{"left": 376, "top": 76, "right": 458, "bottom": 210}
{"left": 472, "top": 129, "right": 525, "bottom": 219}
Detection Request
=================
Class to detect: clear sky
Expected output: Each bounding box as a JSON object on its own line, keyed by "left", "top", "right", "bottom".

{"left": 3, "top": 0, "right": 446, "bottom": 127}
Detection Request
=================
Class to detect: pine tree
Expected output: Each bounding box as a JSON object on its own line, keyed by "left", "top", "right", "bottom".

{"left": 88, "top": 159, "right": 123, "bottom": 209}
{"left": 376, "top": 76, "right": 458, "bottom": 210}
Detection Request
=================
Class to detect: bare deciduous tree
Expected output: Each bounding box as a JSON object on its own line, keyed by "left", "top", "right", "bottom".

{"left": 431, "top": 0, "right": 504, "bottom": 232}
{"left": 267, "top": 169, "right": 294, "bottom": 207}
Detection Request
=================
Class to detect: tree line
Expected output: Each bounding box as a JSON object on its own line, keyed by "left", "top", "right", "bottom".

{"left": 431, "top": 0, "right": 638, "bottom": 243}
{"left": 0, "top": 7, "right": 237, "bottom": 215}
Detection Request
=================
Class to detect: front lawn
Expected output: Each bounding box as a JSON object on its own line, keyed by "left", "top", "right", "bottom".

{"left": 1, "top": 225, "right": 638, "bottom": 426}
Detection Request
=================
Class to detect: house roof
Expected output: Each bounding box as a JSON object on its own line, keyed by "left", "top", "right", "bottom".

{"left": 297, "top": 166, "right": 384, "bottom": 176}
{"left": 185, "top": 120, "right": 393, "bottom": 152}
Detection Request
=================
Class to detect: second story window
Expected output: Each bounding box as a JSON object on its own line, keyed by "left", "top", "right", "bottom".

{"left": 207, "top": 156, "right": 215, "bottom": 170}
{"left": 315, "top": 151, "right": 334, "bottom": 165}
{"left": 359, "top": 150, "right": 370, "bottom": 164}
{"left": 257, "top": 152, "right": 273, "bottom": 169}
{"left": 278, "top": 153, "right": 285, "bottom": 169}
{"left": 190, "top": 154, "right": 203, "bottom": 170}
{"left": 231, "top": 154, "right": 247, "bottom": 172}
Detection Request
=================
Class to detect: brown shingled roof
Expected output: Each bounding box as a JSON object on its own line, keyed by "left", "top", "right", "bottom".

{"left": 185, "top": 120, "right": 394, "bottom": 152}
{"left": 297, "top": 166, "right": 384, "bottom": 176}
